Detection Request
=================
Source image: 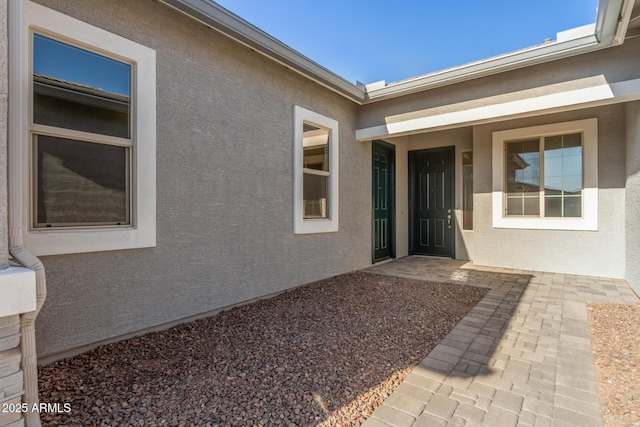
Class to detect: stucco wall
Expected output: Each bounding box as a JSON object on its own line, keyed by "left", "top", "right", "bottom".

{"left": 0, "top": 0, "right": 8, "bottom": 268}
{"left": 32, "top": 0, "right": 370, "bottom": 359}
{"left": 626, "top": 101, "right": 640, "bottom": 295}
{"left": 357, "top": 37, "right": 640, "bottom": 131}
{"left": 406, "top": 130, "right": 474, "bottom": 261}
{"left": 472, "top": 105, "right": 626, "bottom": 277}
{"left": 383, "top": 128, "right": 474, "bottom": 260}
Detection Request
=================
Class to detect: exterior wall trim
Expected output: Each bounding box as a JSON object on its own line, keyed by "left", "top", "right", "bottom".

{"left": 356, "top": 77, "right": 640, "bottom": 140}
{"left": 157, "top": 0, "right": 631, "bottom": 104}
{"left": 491, "top": 118, "right": 598, "bottom": 231}
{"left": 21, "top": 1, "right": 157, "bottom": 256}
{"left": 157, "top": 0, "right": 365, "bottom": 103}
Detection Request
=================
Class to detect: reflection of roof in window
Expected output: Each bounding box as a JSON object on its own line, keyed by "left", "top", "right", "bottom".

{"left": 507, "top": 153, "right": 530, "bottom": 170}
{"left": 34, "top": 73, "right": 130, "bottom": 103}
{"left": 33, "top": 73, "right": 129, "bottom": 113}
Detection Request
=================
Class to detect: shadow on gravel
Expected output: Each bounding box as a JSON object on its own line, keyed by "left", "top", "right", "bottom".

{"left": 366, "top": 257, "right": 532, "bottom": 379}
{"left": 38, "top": 270, "right": 487, "bottom": 426}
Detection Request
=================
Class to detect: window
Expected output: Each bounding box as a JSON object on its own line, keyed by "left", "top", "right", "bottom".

{"left": 492, "top": 119, "right": 597, "bottom": 230}
{"left": 462, "top": 151, "right": 473, "bottom": 230}
{"left": 32, "top": 34, "right": 131, "bottom": 228}
{"left": 505, "top": 133, "right": 582, "bottom": 218}
{"left": 21, "top": 1, "right": 156, "bottom": 255}
{"left": 293, "top": 106, "right": 339, "bottom": 234}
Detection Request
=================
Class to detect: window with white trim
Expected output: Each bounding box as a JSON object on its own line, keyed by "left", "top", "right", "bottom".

{"left": 22, "top": 1, "right": 156, "bottom": 255}
{"left": 293, "top": 106, "right": 339, "bottom": 234}
{"left": 492, "top": 119, "right": 598, "bottom": 230}
{"left": 32, "top": 34, "right": 132, "bottom": 228}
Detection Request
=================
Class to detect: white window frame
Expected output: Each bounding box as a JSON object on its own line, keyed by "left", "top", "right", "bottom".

{"left": 293, "top": 105, "right": 339, "bottom": 234}
{"left": 492, "top": 118, "right": 598, "bottom": 231}
{"left": 20, "top": 1, "right": 156, "bottom": 255}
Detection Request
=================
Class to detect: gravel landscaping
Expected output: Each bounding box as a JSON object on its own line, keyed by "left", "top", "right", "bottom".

{"left": 38, "top": 271, "right": 487, "bottom": 426}
{"left": 588, "top": 303, "right": 640, "bottom": 427}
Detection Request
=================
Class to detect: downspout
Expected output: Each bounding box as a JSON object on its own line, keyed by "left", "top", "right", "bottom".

{"left": 7, "top": 1, "right": 46, "bottom": 426}
{"left": 595, "top": 0, "right": 626, "bottom": 44}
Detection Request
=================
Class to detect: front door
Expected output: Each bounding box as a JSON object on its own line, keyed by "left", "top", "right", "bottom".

{"left": 409, "top": 147, "right": 454, "bottom": 257}
{"left": 372, "top": 141, "right": 395, "bottom": 262}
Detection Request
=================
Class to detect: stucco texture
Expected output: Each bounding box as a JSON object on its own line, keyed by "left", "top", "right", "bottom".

{"left": 472, "top": 105, "right": 627, "bottom": 278}
{"left": 32, "top": 0, "right": 370, "bottom": 358}
{"left": 0, "top": 1, "right": 8, "bottom": 267}
{"left": 626, "top": 101, "right": 640, "bottom": 295}
{"left": 357, "top": 37, "right": 640, "bottom": 131}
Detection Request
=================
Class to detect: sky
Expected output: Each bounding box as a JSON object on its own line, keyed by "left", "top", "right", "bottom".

{"left": 34, "top": 34, "right": 131, "bottom": 96}
{"left": 214, "top": 0, "right": 599, "bottom": 85}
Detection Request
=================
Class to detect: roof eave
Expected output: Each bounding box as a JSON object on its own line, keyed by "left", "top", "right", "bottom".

{"left": 363, "top": 34, "right": 601, "bottom": 102}
{"left": 157, "top": 0, "right": 366, "bottom": 103}
{"left": 365, "top": 0, "right": 632, "bottom": 103}
{"left": 157, "top": 0, "right": 632, "bottom": 105}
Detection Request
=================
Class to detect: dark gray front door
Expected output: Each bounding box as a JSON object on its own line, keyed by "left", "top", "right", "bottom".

{"left": 372, "top": 141, "right": 395, "bottom": 262}
{"left": 409, "top": 147, "right": 454, "bottom": 257}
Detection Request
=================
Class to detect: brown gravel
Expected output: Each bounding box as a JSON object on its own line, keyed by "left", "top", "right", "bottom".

{"left": 38, "top": 271, "right": 487, "bottom": 426}
{"left": 588, "top": 303, "right": 640, "bottom": 426}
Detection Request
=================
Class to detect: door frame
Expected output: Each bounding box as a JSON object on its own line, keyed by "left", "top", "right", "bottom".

{"left": 408, "top": 146, "right": 456, "bottom": 258}
{"left": 372, "top": 140, "right": 396, "bottom": 263}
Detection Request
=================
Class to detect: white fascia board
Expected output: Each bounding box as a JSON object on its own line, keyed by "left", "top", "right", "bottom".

{"left": 365, "top": 0, "right": 630, "bottom": 102}
{"left": 157, "top": 0, "right": 365, "bottom": 103}
{"left": 364, "top": 35, "right": 600, "bottom": 102}
{"left": 356, "top": 77, "right": 640, "bottom": 141}
{"left": 157, "top": 0, "right": 629, "bottom": 105}
{"left": 595, "top": 0, "right": 626, "bottom": 43}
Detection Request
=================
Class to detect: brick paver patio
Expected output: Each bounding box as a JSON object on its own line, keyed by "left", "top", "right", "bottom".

{"left": 361, "top": 257, "right": 639, "bottom": 427}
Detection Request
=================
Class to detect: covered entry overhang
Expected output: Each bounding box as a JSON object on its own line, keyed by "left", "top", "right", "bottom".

{"left": 357, "top": 76, "right": 640, "bottom": 142}
{"left": 356, "top": 36, "right": 640, "bottom": 265}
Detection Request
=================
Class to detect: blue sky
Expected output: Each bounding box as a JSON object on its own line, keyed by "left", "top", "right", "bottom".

{"left": 34, "top": 34, "right": 130, "bottom": 96}
{"left": 214, "top": 0, "right": 599, "bottom": 85}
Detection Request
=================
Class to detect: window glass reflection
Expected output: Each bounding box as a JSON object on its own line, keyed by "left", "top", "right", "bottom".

{"left": 506, "top": 139, "right": 540, "bottom": 216}
{"left": 462, "top": 152, "right": 473, "bottom": 230}
{"left": 302, "top": 124, "right": 329, "bottom": 171}
{"left": 33, "top": 34, "right": 131, "bottom": 138}
{"left": 302, "top": 123, "right": 330, "bottom": 219}
{"left": 544, "top": 133, "right": 582, "bottom": 217}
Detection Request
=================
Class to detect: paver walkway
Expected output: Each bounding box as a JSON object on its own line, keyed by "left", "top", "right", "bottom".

{"left": 361, "top": 257, "right": 639, "bottom": 427}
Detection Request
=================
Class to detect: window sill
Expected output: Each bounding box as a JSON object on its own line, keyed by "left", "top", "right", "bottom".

{"left": 492, "top": 190, "right": 598, "bottom": 231}
{"left": 24, "top": 225, "right": 156, "bottom": 256}
{"left": 294, "top": 219, "right": 339, "bottom": 235}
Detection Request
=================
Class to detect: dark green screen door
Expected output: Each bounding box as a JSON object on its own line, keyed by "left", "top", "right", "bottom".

{"left": 409, "top": 147, "right": 454, "bottom": 257}
{"left": 373, "top": 141, "right": 394, "bottom": 262}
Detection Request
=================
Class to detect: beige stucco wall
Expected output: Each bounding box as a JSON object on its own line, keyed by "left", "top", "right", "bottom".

{"left": 626, "top": 101, "right": 640, "bottom": 295}
{"left": 31, "top": 0, "right": 371, "bottom": 360}
{"left": 472, "top": 105, "right": 626, "bottom": 277}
